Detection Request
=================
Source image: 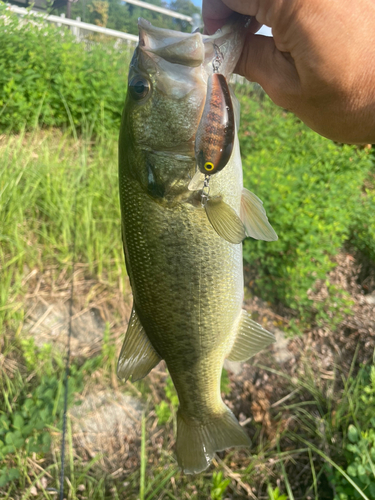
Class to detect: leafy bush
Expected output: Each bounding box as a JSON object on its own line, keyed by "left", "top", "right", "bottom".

{"left": 0, "top": 3, "right": 129, "bottom": 133}
{"left": 239, "top": 94, "right": 374, "bottom": 319}
{"left": 0, "top": 371, "right": 83, "bottom": 487}
{"left": 351, "top": 179, "right": 375, "bottom": 263}
{"left": 327, "top": 366, "right": 375, "bottom": 499}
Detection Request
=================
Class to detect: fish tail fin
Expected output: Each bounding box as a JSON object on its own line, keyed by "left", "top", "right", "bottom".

{"left": 176, "top": 406, "right": 250, "bottom": 474}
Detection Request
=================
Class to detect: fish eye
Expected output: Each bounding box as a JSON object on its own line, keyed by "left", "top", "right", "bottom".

{"left": 129, "top": 76, "right": 150, "bottom": 101}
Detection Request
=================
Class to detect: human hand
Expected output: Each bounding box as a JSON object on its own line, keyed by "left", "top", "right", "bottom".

{"left": 203, "top": 0, "right": 375, "bottom": 144}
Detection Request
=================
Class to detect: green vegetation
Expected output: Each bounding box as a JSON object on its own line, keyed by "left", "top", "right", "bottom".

{"left": 326, "top": 367, "right": 375, "bottom": 500}
{"left": 352, "top": 181, "right": 375, "bottom": 264}
{"left": 1, "top": 5, "right": 375, "bottom": 499}
{"left": 210, "top": 471, "right": 231, "bottom": 500}
{"left": 267, "top": 485, "right": 289, "bottom": 500}
{"left": 0, "top": 373, "right": 79, "bottom": 487}
{"left": 0, "top": 3, "right": 130, "bottom": 133}
{"left": 239, "top": 92, "right": 375, "bottom": 322}
{"left": 155, "top": 375, "right": 179, "bottom": 425}
{"left": 0, "top": 130, "right": 123, "bottom": 329}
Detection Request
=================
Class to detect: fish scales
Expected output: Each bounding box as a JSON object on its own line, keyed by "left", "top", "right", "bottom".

{"left": 120, "top": 175, "right": 242, "bottom": 407}
{"left": 118, "top": 15, "right": 278, "bottom": 474}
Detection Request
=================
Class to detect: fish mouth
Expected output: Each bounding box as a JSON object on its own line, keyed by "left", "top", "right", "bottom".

{"left": 138, "top": 14, "right": 251, "bottom": 78}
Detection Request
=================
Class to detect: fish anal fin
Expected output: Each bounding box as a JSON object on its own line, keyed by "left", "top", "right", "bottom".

{"left": 117, "top": 307, "right": 161, "bottom": 382}
{"left": 176, "top": 406, "right": 250, "bottom": 474}
{"left": 240, "top": 188, "right": 278, "bottom": 241}
{"left": 227, "top": 309, "right": 276, "bottom": 362}
{"left": 205, "top": 198, "right": 246, "bottom": 244}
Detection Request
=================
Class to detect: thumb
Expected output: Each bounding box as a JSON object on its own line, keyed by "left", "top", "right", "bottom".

{"left": 236, "top": 33, "right": 301, "bottom": 110}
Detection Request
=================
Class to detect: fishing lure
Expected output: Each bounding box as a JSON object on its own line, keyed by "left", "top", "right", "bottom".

{"left": 195, "top": 73, "right": 235, "bottom": 176}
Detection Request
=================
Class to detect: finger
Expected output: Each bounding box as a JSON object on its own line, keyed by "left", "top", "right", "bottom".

{"left": 203, "top": 1, "right": 262, "bottom": 35}
{"left": 221, "top": 0, "right": 259, "bottom": 16}
{"left": 235, "top": 33, "right": 301, "bottom": 109}
{"left": 203, "top": 0, "right": 282, "bottom": 35}
{"left": 221, "top": 0, "right": 297, "bottom": 28}
{"left": 202, "top": 0, "right": 233, "bottom": 34}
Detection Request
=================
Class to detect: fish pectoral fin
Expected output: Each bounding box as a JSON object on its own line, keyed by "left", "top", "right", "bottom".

{"left": 117, "top": 307, "right": 161, "bottom": 382}
{"left": 240, "top": 188, "right": 278, "bottom": 241}
{"left": 227, "top": 309, "right": 276, "bottom": 362}
{"left": 176, "top": 406, "right": 250, "bottom": 474}
{"left": 205, "top": 198, "right": 246, "bottom": 244}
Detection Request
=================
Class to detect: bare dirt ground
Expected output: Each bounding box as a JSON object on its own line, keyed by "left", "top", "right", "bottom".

{"left": 20, "top": 250, "right": 375, "bottom": 498}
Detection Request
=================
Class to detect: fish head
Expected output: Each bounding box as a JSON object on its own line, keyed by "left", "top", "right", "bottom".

{"left": 120, "top": 16, "right": 250, "bottom": 193}
{"left": 123, "top": 20, "right": 208, "bottom": 158}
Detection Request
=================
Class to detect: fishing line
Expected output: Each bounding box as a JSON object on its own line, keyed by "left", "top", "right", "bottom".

{"left": 59, "top": 189, "right": 78, "bottom": 500}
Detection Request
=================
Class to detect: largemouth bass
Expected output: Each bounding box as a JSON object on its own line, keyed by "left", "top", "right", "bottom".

{"left": 118, "top": 16, "right": 277, "bottom": 474}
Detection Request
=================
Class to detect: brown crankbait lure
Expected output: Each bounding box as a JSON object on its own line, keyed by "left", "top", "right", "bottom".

{"left": 195, "top": 73, "right": 235, "bottom": 175}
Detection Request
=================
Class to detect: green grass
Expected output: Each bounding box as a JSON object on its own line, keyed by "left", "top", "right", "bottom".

{"left": 0, "top": 128, "right": 125, "bottom": 331}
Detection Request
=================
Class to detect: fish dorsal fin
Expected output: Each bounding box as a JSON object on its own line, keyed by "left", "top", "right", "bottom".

{"left": 117, "top": 307, "right": 161, "bottom": 382}
{"left": 240, "top": 188, "right": 278, "bottom": 241}
{"left": 227, "top": 309, "right": 276, "bottom": 362}
{"left": 205, "top": 198, "right": 246, "bottom": 244}
{"left": 188, "top": 170, "right": 205, "bottom": 191}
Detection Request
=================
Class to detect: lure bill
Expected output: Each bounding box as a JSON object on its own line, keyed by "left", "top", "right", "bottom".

{"left": 117, "top": 15, "right": 278, "bottom": 475}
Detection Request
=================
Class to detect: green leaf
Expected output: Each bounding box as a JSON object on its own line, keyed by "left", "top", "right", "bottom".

{"left": 12, "top": 413, "right": 24, "bottom": 430}
{"left": 347, "top": 464, "right": 357, "bottom": 477}
{"left": 348, "top": 425, "right": 360, "bottom": 443}
{"left": 0, "top": 467, "right": 20, "bottom": 487}
{"left": 357, "top": 464, "right": 367, "bottom": 479}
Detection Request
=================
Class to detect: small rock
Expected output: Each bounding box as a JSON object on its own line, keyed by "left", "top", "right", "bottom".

{"left": 37, "top": 477, "right": 48, "bottom": 490}
{"left": 364, "top": 294, "right": 375, "bottom": 305}
{"left": 223, "top": 359, "right": 243, "bottom": 375}
{"left": 272, "top": 328, "right": 294, "bottom": 364}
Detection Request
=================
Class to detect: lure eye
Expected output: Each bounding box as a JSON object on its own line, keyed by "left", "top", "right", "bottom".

{"left": 129, "top": 76, "right": 150, "bottom": 101}
{"left": 204, "top": 162, "right": 215, "bottom": 172}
